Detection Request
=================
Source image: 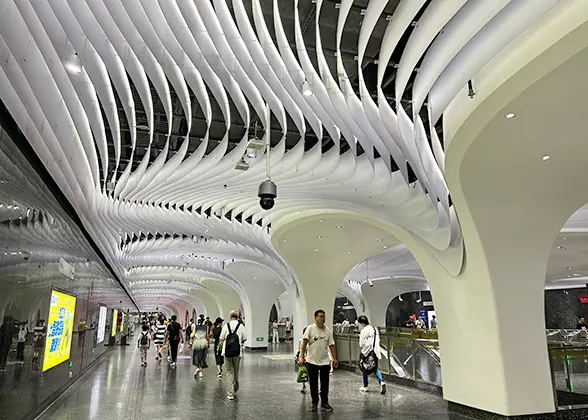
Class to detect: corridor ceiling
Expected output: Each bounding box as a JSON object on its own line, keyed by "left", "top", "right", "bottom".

{"left": 0, "top": 0, "right": 578, "bottom": 311}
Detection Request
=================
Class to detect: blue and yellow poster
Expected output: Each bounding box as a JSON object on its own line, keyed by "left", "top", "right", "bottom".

{"left": 111, "top": 309, "right": 118, "bottom": 337}
{"left": 43, "top": 290, "right": 76, "bottom": 372}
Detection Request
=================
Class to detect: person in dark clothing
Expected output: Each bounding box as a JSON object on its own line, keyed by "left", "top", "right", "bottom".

{"left": 211, "top": 317, "right": 224, "bottom": 378}
{"left": 197, "top": 314, "right": 205, "bottom": 326}
{"left": 0, "top": 316, "right": 15, "bottom": 372}
{"left": 166, "top": 315, "right": 184, "bottom": 367}
{"left": 577, "top": 316, "right": 586, "bottom": 330}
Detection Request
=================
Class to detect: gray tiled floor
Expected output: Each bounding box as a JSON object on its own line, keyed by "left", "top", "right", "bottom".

{"left": 40, "top": 343, "right": 471, "bottom": 420}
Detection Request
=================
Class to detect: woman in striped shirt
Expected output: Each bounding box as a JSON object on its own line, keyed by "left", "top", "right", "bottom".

{"left": 153, "top": 318, "right": 167, "bottom": 361}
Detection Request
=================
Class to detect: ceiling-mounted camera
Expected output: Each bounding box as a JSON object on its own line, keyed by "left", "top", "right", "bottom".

{"left": 258, "top": 180, "right": 277, "bottom": 210}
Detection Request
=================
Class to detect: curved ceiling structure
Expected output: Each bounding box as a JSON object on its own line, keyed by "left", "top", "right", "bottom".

{"left": 0, "top": 0, "right": 578, "bottom": 314}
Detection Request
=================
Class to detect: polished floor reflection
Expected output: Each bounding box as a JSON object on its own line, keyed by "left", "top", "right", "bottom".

{"left": 41, "top": 343, "right": 470, "bottom": 420}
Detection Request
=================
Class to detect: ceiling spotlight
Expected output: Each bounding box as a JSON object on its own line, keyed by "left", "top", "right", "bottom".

{"left": 319, "top": 219, "right": 324, "bottom": 223}
{"left": 64, "top": 53, "right": 82, "bottom": 75}
{"left": 314, "top": 248, "right": 319, "bottom": 252}
{"left": 246, "top": 148, "right": 257, "bottom": 159}
{"left": 347, "top": 251, "right": 352, "bottom": 254}
{"left": 567, "top": 266, "right": 572, "bottom": 270}
{"left": 542, "top": 155, "right": 550, "bottom": 161}
{"left": 235, "top": 157, "right": 250, "bottom": 171}
{"left": 334, "top": 225, "right": 343, "bottom": 229}
{"left": 283, "top": 239, "right": 287, "bottom": 243}
{"left": 317, "top": 235, "right": 323, "bottom": 239}
{"left": 505, "top": 113, "right": 516, "bottom": 119}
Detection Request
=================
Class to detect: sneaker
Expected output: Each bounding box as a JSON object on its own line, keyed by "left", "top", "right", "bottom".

{"left": 140, "top": 362, "right": 145, "bottom": 367}
{"left": 144, "top": 362, "right": 147, "bottom": 367}
{"left": 171, "top": 362, "right": 176, "bottom": 368}
{"left": 321, "top": 403, "right": 334, "bottom": 412}
{"left": 194, "top": 370, "right": 199, "bottom": 378}
{"left": 198, "top": 371, "right": 203, "bottom": 378}
{"left": 155, "top": 356, "right": 159, "bottom": 361}
{"left": 300, "top": 388, "right": 307, "bottom": 394}
{"left": 310, "top": 403, "right": 318, "bottom": 412}
{"left": 359, "top": 386, "right": 369, "bottom": 392}
{"left": 158, "top": 352, "right": 162, "bottom": 359}
{"left": 380, "top": 383, "right": 386, "bottom": 395}
{"left": 227, "top": 394, "right": 235, "bottom": 400}
{"left": 216, "top": 372, "right": 222, "bottom": 378}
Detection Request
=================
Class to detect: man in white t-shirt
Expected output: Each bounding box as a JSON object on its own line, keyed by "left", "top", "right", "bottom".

{"left": 300, "top": 309, "right": 338, "bottom": 413}
{"left": 220, "top": 310, "right": 247, "bottom": 400}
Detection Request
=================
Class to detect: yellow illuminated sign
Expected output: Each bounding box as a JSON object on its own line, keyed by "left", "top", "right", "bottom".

{"left": 111, "top": 309, "right": 118, "bottom": 337}
{"left": 120, "top": 313, "right": 125, "bottom": 332}
{"left": 43, "top": 290, "right": 76, "bottom": 372}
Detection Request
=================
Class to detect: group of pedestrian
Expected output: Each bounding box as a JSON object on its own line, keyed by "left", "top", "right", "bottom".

{"left": 138, "top": 308, "right": 386, "bottom": 411}
{"left": 137, "top": 310, "right": 247, "bottom": 401}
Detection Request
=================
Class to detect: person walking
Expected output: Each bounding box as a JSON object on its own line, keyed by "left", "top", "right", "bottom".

{"left": 138, "top": 324, "right": 151, "bottom": 367}
{"left": 191, "top": 323, "right": 209, "bottom": 378}
{"left": 16, "top": 323, "right": 28, "bottom": 364}
{"left": 166, "top": 315, "right": 184, "bottom": 367}
{"left": 272, "top": 320, "right": 279, "bottom": 344}
{"left": 285, "top": 317, "right": 292, "bottom": 343}
{"left": 0, "top": 316, "right": 15, "bottom": 372}
{"left": 153, "top": 318, "right": 166, "bottom": 362}
{"left": 430, "top": 315, "right": 438, "bottom": 329}
{"left": 296, "top": 327, "right": 308, "bottom": 393}
{"left": 300, "top": 310, "right": 338, "bottom": 412}
{"left": 357, "top": 315, "right": 386, "bottom": 394}
{"left": 220, "top": 310, "right": 246, "bottom": 400}
{"left": 211, "top": 317, "right": 225, "bottom": 378}
{"left": 186, "top": 318, "right": 194, "bottom": 344}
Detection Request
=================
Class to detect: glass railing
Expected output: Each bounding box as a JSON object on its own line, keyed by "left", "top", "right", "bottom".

{"left": 334, "top": 327, "right": 442, "bottom": 388}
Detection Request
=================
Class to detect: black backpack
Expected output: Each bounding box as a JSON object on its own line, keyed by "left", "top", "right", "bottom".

{"left": 140, "top": 332, "right": 149, "bottom": 346}
{"left": 225, "top": 322, "right": 241, "bottom": 357}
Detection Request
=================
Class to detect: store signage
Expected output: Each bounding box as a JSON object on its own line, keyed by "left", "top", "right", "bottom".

{"left": 58, "top": 258, "right": 75, "bottom": 280}
{"left": 97, "top": 306, "right": 107, "bottom": 344}
{"left": 423, "top": 301, "right": 434, "bottom": 307}
{"left": 43, "top": 290, "right": 76, "bottom": 372}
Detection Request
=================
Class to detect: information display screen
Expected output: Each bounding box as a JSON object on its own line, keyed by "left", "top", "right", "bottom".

{"left": 111, "top": 309, "right": 118, "bottom": 337}
{"left": 97, "top": 306, "right": 107, "bottom": 344}
{"left": 43, "top": 290, "right": 76, "bottom": 372}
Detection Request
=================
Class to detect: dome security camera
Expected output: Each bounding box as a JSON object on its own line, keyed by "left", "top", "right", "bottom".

{"left": 258, "top": 180, "right": 277, "bottom": 210}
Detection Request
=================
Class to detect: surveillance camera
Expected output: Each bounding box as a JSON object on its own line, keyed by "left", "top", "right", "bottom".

{"left": 258, "top": 180, "right": 277, "bottom": 210}
{"left": 367, "top": 278, "right": 374, "bottom": 287}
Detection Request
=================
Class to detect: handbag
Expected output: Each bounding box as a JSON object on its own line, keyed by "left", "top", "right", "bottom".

{"left": 296, "top": 364, "right": 309, "bottom": 383}
{"left": 359, "top": 326, "right": 378, "bottom": 373}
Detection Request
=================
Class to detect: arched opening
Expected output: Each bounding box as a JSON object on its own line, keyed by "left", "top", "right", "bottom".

{"left": 333, "top": 294, "right": 357, "bottom": 325}
{"left": 545, "top": 206, "right": 588, "bottom": 402}
{"left": 385, "top": 291, "right": 436, "bottom": 329}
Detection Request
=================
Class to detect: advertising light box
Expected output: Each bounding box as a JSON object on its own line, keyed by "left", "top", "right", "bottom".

{"left": 120, "top": 312, "right": 125, "bottom": 333}
{"left": 43, "top": 290, "right": 76, "bottom": 372}
{"left": 111, "top": 309, "right": 118, "bottom": 337}
{"left": 97, "top": 306, "right": 107, "bottom": 344}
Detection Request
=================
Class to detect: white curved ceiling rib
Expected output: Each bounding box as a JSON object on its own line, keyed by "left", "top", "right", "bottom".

{"left": 0, "top": 0, "right": 570, "bottom": 311}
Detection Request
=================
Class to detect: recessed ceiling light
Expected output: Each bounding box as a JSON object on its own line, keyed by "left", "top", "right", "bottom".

{"left": 542, "top": 155, "right": 550, "bottom": 161}
{"left": 254, "top": 277, "right": 257, "bottom": 279}
{"left": 563, "top": 237, "right": 567, "bottom": 240}
{"left": 557, "top": 246, "right": 563, "bottom": 249}
{"left": 347, "top": 251, "right": 352, "bottom": 254}
{"left": 319, "top": 219, "right": 324, "bottom": 223}
{"left": 384, "top": 245, "right": 388, "bottom": 249}
{"left": 567, "top": 266, "right": 572, "bottom": 270}
{"left": 315, "top": 249, "right": 319, "bottom": 252}
{"left": 64, "top": 53, "right": 82, "bottom": 75}
{"left": 317, "top": 235, "right": 324, "bottom": 239}
{"left": 505, "top": 113, "right": 515, "bottom": 119}
{"left": 283, "top": 239, "right": 287, "bottom": 243}
{"left": 334, "top": 225, "right": 343, "bottom": 229}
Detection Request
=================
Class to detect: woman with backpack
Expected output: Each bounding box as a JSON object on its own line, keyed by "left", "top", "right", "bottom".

{"left": 138, "top": 324, "right": 151, "bottom": 367}
{"left": 211, "top": 317, "right": 224, "bottom": 378}
{"left": 357, "top": 315, "right": 386, "bottom": 394}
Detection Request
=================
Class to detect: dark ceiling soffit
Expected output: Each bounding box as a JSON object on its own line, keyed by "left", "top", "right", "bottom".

{"left": 0, "top": 99, "right": 140, "bottom": 311}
